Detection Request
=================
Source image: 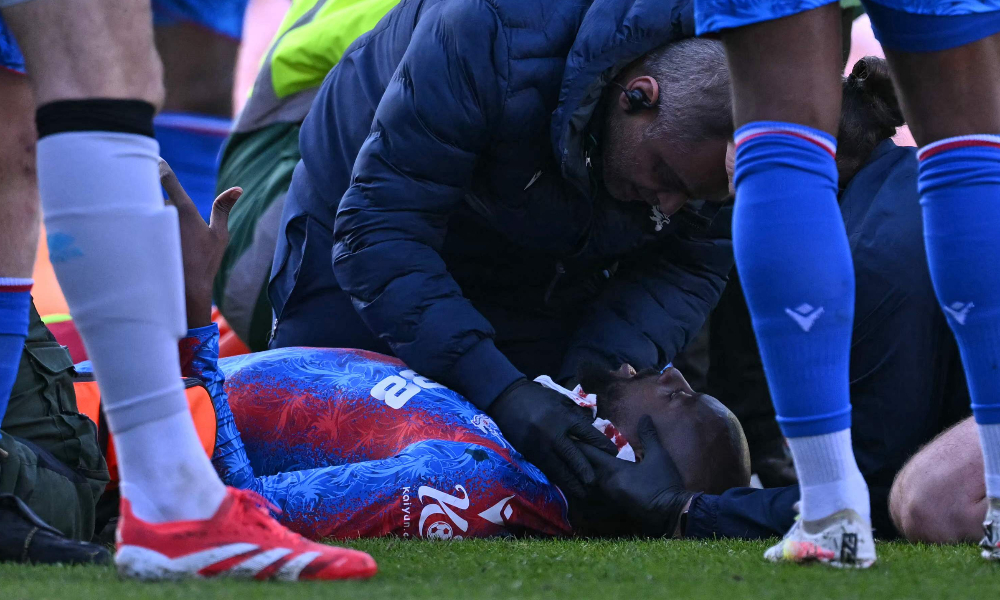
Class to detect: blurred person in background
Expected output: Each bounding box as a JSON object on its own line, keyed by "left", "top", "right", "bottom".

{"left": 152, "top": 0, "right": 251, "bottom": 220}
{"left": 216, "top": 0, "right": 399, "bottom": 351}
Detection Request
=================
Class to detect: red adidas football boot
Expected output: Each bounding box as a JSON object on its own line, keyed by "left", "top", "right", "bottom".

{"left": 115, "top": 487, "right": 378, "bottom": 581}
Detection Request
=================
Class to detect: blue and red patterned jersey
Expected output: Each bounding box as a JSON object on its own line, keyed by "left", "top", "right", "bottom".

{"left": 179, "top": 325, "right": 571, "bottom": 541}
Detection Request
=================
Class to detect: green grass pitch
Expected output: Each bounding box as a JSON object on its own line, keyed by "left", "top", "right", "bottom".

{"left": 1, "top": 538, "right": 995, "bottom": 600}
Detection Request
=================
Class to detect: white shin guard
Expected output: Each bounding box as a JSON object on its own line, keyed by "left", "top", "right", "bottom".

{"left": 38, "top": 132, "right": 188, "bottom": 433}
{"left": 37, "top": 131, "right": 224, "bottom": 521}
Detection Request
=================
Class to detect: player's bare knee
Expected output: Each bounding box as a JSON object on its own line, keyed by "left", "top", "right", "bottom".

{"left": 0, "top": 122, "right": 37, "bottom": 182}
{"left": 2, "top": 0, "right": 165, "bottom": 108}
{"left": 892, "top": 474, "right": 966, "bottom": 543}
{"left": 891, "top": 419, "right": 985, "bottom": 543}
{"left": 891, "top": 468, "right": 942, "bottom": 542}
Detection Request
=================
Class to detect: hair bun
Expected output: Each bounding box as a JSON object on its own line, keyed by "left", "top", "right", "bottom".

{"left": 851, "top": 56, "right": 887, "bottom": 83}
{"left": 849, "top": 56, "right": 905, "bottom": 128}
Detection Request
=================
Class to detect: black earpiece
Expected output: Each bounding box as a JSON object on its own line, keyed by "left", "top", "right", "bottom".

{"left": 612, "top": 82, "right": 654, "bottom": 113}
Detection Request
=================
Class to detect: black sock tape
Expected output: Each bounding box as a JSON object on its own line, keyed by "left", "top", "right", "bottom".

{"left": 36, "top": 99, "right": 155, "bottom": 139}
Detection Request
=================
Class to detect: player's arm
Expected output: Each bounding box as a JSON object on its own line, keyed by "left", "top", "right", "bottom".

{"left": 159, "top": 160, "right": 241, "bottom": 332}
{"left": 161, "top": 161, "right": 257, "bottom": 490}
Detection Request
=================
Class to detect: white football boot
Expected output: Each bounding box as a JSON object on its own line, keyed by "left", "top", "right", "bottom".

{"left": 764, "top": 508, "right": 876, "bottom": 569}
{"left": 980, "top": 499, "right": 1000, "bottom": 561}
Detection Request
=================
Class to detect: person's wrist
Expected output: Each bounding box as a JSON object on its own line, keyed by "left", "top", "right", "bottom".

{"left": 650, "top": 490, "right": 693, "bottom": 539}
{"left": 185, "top": 295, "right": 213, "bottom": 330}
{"left": 671, "top": 496, "right": 694, "bottom": 538}
{"left": 487, "top": 378, "right": 529, "bottom": 418}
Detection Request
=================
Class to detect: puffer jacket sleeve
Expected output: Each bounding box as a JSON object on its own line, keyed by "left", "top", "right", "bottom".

{"left": 332, "top": 0, "right": 522, "bottom": 410}
{"left": 559, "top": 216, "right": 734, "bottom": 381}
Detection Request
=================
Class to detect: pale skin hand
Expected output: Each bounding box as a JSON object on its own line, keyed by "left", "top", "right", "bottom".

{"left": 159, "top": 160, "right": 242, "bottom": 329}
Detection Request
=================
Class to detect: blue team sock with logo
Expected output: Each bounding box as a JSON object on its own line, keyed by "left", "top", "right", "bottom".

{"left": 0, "top": 279, "right": 32, "bottom": 438}
{"left": 919, "top": 135, "right": 1000, "bottom": 498}
{"left": 733, "top": 122, "right": 868, "bottom": 522}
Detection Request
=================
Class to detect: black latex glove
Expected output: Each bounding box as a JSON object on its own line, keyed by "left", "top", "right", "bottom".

{"left": 488, "top": 379, "right": 619, "bottom": 498}
{"left": 577, "top": 415, "right": 694, "bottom": 537}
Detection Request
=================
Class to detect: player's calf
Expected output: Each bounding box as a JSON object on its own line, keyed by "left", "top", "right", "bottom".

{"left": 0, "top": 67, "right": 38, "bottom": 432}
{"left": 875, "top": 23, "right": 1000, "bottom": 562}
{"left": 0, "top": 70, "right": 40, "bottom": 278}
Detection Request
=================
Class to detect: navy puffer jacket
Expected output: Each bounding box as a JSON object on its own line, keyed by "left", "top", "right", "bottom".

{"left": 281, "top": 0, "right": 734, "bottom": 409}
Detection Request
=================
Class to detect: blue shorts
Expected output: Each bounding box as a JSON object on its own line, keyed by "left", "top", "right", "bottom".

{"left": 0, "top": 0, "right": 249, "bottom": 74}
{"left": 695, "top": 0, "right": 1000, "bottom": 52}
{"left": 151, "top": 0, "right": 249, "bottom": 41}
{"left": 0, "top": 14, "right": 23, "bottom": 74}
{"left": 864, "top": 0, "right": 1000, "bottom": 51}
{"left": 154, "top": 113, "right": 232, "bottom": 222}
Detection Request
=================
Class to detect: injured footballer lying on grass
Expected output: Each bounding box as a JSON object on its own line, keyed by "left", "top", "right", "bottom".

{"left": 68, "top": 161, "right": 751, "bottom": 541}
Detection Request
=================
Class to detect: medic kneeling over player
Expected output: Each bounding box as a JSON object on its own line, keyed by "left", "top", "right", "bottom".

{"left": 74, "top": 162, "right": 750, "bottom": 541}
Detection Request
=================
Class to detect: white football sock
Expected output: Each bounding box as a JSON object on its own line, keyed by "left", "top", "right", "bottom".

{"left": 977, "top": 423, "right": 1000, "bottom": 499}
{"left": 37, "top": 131, "right": 224, "bottom": 523}
{"left": 786, "top": 429, "right": 870, "bottom": 523}
{"left": 117, "top": 412, "right": 227, "bottom": 523}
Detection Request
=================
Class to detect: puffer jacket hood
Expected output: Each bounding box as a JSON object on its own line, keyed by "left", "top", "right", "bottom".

{"left": 552, "top": 0, "right": 696, "bottom": 194}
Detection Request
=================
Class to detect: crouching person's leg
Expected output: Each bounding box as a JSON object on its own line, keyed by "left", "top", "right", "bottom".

{"left": 890, "top": 417, "right": 986, "bottom": 544}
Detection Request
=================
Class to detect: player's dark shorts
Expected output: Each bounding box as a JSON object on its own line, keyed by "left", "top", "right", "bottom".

{"left": 695, "top": 0, "right": 1000, "bottom": 52}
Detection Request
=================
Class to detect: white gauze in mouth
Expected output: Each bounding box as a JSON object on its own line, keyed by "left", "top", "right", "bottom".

{"left": 533, "top": 376, "right": 636, "bottom": 462}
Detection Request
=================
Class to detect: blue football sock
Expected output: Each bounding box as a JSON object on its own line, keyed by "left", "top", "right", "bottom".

{"left": 918, "top": 135, "right": 1000, "bottom": 497}
{"left": 734, "top": 123, "right": 868, "bottom": 521}
{"left": 733, "top": 122, "right": 855, "bottom": 437}
{"left": 0, "top": 279, "right": 32, "bottom": 437}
